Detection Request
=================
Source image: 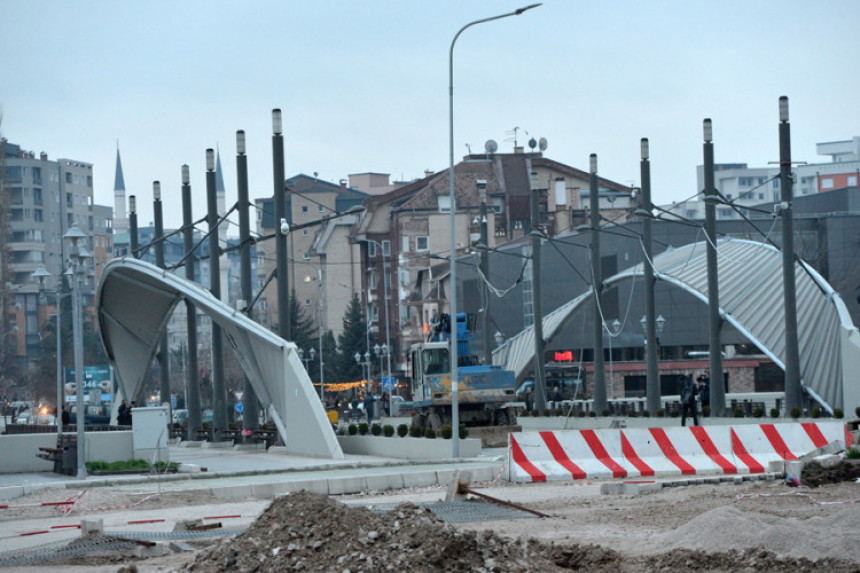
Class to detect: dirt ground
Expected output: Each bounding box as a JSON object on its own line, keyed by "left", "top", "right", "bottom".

{"left": 3, "top": 462, "right": 858, "bottom": 572}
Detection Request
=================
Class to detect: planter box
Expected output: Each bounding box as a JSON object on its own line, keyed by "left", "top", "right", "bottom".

{"left": 337, "top": 435, "right": 481, "bottom": 459}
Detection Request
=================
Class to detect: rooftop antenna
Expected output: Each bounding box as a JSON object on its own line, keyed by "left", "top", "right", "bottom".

{"left": 539, "top": 137, "right": 548, "bottom": 152}
{"left": 505, "top": 126, "right": 522, "bottom": 148}
{"left": 484, "top": 139, "right": 498, "bottom": 155}
{"left": 465, "top": 143, "right": 472, "bottom": 155}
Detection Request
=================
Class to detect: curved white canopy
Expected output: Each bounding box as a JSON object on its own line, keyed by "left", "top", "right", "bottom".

{"left": 97, "top": 258, "right": 343, "bottom": 459}
{"left": 493, "top": 238, "right": 857, "bottom": 413}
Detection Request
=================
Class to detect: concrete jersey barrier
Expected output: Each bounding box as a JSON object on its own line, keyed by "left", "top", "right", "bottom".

{"left": 505, "top": 422, "right": 850, "bottom": 482}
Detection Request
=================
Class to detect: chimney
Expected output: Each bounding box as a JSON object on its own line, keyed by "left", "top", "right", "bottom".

{"left": 424, "top": 169, "right": 434, "bottom": 178}
{"left": 514, "top": 146, "right": 524, "bottom": 154}
{"left": 40, "top": 152, "right": 48, "bottom": 161}
{"left": 339, "top": 179, "right": 347, "bottom": 189}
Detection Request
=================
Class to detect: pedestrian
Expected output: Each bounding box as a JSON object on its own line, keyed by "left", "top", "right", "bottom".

{"left": 363, "top": 392, "right": 375, "bottom": 423}
{"left": 679, "top": 374, "right": 699, "bottom": 427}
{"left": 61, "top": 405, "right": 70, "bottom": 426}
{"left": 551, "top": 385, "right": 563, "bottom": 403}
{"left": 117, "top": 399, "right": 131, "bottom": 426}
{"left": 697, "top": 372, "right": 710, "bottom": 413}
{"left": 381, "top": 391, "right": 390, "bottom": 416}
{"left": 525, "top": 385, "right": 534, "bottom": 413}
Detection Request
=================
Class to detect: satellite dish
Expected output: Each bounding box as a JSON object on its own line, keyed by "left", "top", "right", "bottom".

{"left": 484, "top": 139, "right": 498, "bottom": 154}
{"left": 528, "top": 137, "right": 537, "bottom": 150}
{"left": 539, "top": 137, "right": 548, "bottom": 152}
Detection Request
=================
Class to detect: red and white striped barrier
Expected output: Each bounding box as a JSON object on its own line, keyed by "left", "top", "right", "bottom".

{"left": 506, "top": 422, "right": 850, "bottom": 483}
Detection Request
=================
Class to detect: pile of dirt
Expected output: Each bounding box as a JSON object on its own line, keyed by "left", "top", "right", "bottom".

{"left": 801, "top": 459, "right": 860, "bottom": 487}
{"left": 184, "top": 491, "right": 857, "bottom": 572}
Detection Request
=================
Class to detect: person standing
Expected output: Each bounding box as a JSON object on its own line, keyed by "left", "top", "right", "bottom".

{"left": 363, "top": 392, "right": 375, "bottom": 424}
{"left": 525, "top": 385, "right": 534, "bottom": 413}
{"left": 697, "top": 372, "right": 711, "bottom": 413}
{"left": 381, "top": 391, "right": 390, "bottom": 416}
{"left": 679, "top": 374, "right": 699, "bottom": 426}
{"left": 117, "top": 399, "right": 131, "bottom": 426}
{"left": 61, "top": 405, "right": 70, "bottom": 426}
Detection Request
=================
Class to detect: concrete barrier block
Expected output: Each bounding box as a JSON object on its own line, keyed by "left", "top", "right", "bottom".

{"left": 600, "top": 483, "right": 624, "bottom": 495}
{"left": 784, "top": 460, "right": 804, "bottom": 480}
{"left": 733, "top": 476, "right": 745, "bottom": 485}
{"left": 767, "top": 460, "right": 785, "bottom": 474}
{"left": 401, "top": 469, "right": 439, "bottom": 488}
{"left": 169, "top": 541, "right": 196, "bottom": 553}
{"left": 209, "top": 484, "right": 250, "bottom": 499}
{"left": 250, "top": 483, "right": 275, "bottom": 498}
{"left": 282, "top": 479, "right": 329, "bottom": 495}
{"left": 469, "top": 465, "right": 499, "bottom": 483}
{"left": 810, "top": 454, "right": 841, "bottom": 468}
{"left": 177, "top": 441, "right": 204, "bottom": 448}
{"left": 135, "top": 542, "right": 165, "bottom": 558}
{"left": 0, "top": 486, "right": 25, "bottom": 501}
{"left": 622, "top": 482, "right": 661, "bottom": 495}
{"left": 365, "top": 473, "right": 404, "bottom": 492}
{"left": 327, "top": 476, "right": 367, "bottom": 495}
{"left": 81, "top": 518, "right": 103, "bottom": 535}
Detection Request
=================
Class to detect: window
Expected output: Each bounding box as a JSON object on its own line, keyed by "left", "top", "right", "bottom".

{"left": 821, "top": 178, "right": 834, "bottom": 189}
{"left": 401, "top": 236, "right": 409, "bottom": 253}
{"left": 369, "top": 273, "right": 377, "bottom": 290}
{"left": 438, "top": 196, "right": 451, "bottom": 212}
{"left": 304, "top": 299, "right": 311, "bottom": 306}
{"left": 302, "top": 205, "right": 308, "bottom": 213}
{"left": 318, "top": 205, "right": 324, "bottom": 212}
{"left": 302, "top": 229, "right": 309, "bottom": 236}
{"left": 848, "top": 176, "right": 857, "bottom": 186}
{"left": 368, "top": 241, "right": 376, "bottom": 257}
{"left": 382, "top": 240, "right": 391, "bottom": 256}
{"left": 416, "top": 236, "right": 429, "bottom": 251}
{"left": 303, "top": 253, "right": 310, "bottom": 260}
{"left": 34, "top": 209, "right": 43, "bottom": 222}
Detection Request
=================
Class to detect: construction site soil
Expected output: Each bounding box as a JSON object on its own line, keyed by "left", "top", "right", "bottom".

{"left": 5, "top": 461, "right": 858, "bottom": 573}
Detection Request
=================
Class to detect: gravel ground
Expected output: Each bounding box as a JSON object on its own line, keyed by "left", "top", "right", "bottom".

{"left": 2, "top": 463, "right": 858, "bottom": 572}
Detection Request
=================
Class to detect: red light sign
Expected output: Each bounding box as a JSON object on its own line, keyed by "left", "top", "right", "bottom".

{"left": 554, "top": 350, "right": 574, "bottom": 362}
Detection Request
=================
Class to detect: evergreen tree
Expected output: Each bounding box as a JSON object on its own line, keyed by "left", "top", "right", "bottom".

{"left": 335, "top": 294, "right": 366, "bottom": 382}
{"left": 281, "top": 290, "right": 315, "bottom": 350}
{"left": 320, "top": 329, "right": 338, "bottom": 387}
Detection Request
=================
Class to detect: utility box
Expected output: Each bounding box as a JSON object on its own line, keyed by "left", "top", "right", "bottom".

{"left": 132, "top": 406, "right": 170, "bottom": 463}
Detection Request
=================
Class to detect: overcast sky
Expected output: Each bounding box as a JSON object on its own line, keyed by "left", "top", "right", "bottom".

{"left": 2, "top": 1, "right": 858, "bottom": 230}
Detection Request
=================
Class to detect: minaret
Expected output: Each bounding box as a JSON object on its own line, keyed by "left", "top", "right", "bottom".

{"left": 215, "top": 148, "right": 230, "bottom": 304}
{"left": 113, "top": 143, "right": 128, "bottom": 233}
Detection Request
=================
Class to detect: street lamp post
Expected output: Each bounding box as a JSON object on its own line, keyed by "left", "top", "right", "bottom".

{"left": 641, "top": 314, "right": 666, "bottom": 405}
{"left": 32, "top": 265, "right": 69, "bottom": 436}
{"left": 298, "top": 347, "right": 315, "bottom": 373}
{"left": 448, "top": 2, "right": 541, "bottom": 459}
{"left": 605, "top": 319, "right": 621, "bottom": 400}
{"left": 63, "top": 224, "right": 90, "bottom": 479}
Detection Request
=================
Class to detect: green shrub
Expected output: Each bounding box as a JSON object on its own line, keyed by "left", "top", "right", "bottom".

{"left": 770, "top": 408, "right": 780, "bottom": 419}
{"left": 397, "top": 424, "right": 409, "bottom": 437}
{"left": 588, "top": 411, "right": 596, "bottom": 418}
{"left": 833, "top": 408, "right": 844, "bottom": 419}
{"left": 752, "top": 407, "right": 764, "bottom": 418}
{"left": 702, "top": 406, "right": 711, "bottom": 418}
{"left": 845, "top": 448, "right": 859, "bottom": 459}
{"left": 371, "top": 423, "right": 382, "bottom": 436}
{"left": 358, "top": 422, "right": 369, "bottom": 435}
{"left": 811, "top": 408, "right": 821, "bottom": 419}
{"left": 383, "top": 425, "right": 395, "bottom": 437}
{"left": 655, "top": 409, "right": 664, "bottom": 418}
{"left": 440, "top": 424, "right": 453, "bottom": 439}
{"left": 627, "top": 410, "right": 638, "bottom": 418}
{"left": 790, "top": 407, "right": 801, "bottom": 419}
{"left": 734, "top": 408, "right": 745, "bottom": 418}
{"left": 670, "top": 408, "right": 679, "bottom": 417}
{"left": 459, "top": 424, "right": 468, "bottom": 439}
{"left": 553, "top": 408, "right": 562, "bottom": 416}
{"left": 542, "top": 408, "right": 551, "bottom": 417}
{"left": 577, "top": 410, "right": 586, "bottom": 418}
{"left": 424, "top": 427, "right": 436, "bottom": 439}
{"left": 348, "top": 424, "right": 358, "bottom": 436}
{"left": 409, "top": 424, "right": 423, "bottom": 438}
{"left": 601, "top": 408, "right": 610, "bottom": 417}
{"left": 520, "top": 408, "right": 529, "bottom": 417}
{"left": 642, "top": 410, "right": 650, "bottom": 418}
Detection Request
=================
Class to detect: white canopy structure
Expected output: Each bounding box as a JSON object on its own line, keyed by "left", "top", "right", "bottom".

{"left": 493, "top": 238, "right": 860, "bottom": 414}
{"left": 97, "top": 258, "right": 343, "bottom": 459}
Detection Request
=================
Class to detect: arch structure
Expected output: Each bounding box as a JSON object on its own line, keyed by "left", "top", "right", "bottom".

{"left": 493, "top": 238, "right": 859, "bottom": 415}
{"left": 96, "top": 258, "right": 343, "bottom": 459}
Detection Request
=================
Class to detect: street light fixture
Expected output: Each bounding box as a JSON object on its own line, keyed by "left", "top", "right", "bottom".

{"left": 605, "top": 319, "right": 622, "bottom": 400}
{"left": 32, "top": 264, "right": 68, "bottom": 437}
{"left": 447, "top": 2, "right": 541, "bottom": 459}
{"left": 63, "top": 224, "right": 90, "bottom": 479}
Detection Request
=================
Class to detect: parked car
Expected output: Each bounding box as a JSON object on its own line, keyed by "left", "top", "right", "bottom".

{"left": 69, "top": 404, "right": 111, "bottom": 425}
{"left": 14, "top": 410, "right": 32, "bottom": 424}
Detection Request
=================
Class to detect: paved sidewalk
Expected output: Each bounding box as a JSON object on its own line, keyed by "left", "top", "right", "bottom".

{"left": 0, "top": 444, "right": 505, "bottom": 501}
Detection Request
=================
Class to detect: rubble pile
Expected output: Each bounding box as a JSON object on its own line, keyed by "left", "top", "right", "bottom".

{"left": 184, "top": 490, "right": 858, "bottom": 572}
